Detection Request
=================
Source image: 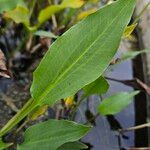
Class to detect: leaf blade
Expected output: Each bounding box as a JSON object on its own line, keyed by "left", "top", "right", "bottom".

{"left": 31, "top": 0, "right": 136, "bottom": 106}
{"left": 121, "top": 49, "right": 150, "bottom": 61}
{"left": 98, "top": 91, "right": 139, "bottom": 115}
{"left": 34, "top": 30, "right": 58, "bottom": 39}
{"left": 17, "top": 120, "right": 91, "bottom": 150}
{"left": 57, "top": 141, "right": 88, "bottom": 150}
{"left": 83, "top": 76, "right": 109, "bottom": 96}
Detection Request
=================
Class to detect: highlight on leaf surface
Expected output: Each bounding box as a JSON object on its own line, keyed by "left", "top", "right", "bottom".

{"left": 98, "top": 91, "right": 139, "bottom": 115}
{"left": 17, "top": 120, "right": 91, "bottom": 150}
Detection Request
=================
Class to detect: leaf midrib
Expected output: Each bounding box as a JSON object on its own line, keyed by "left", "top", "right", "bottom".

{"left": 37, "top": 0, "right": 131, "bottom": 103}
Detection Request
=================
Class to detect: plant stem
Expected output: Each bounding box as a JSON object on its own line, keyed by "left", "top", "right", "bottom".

{"left": 16, "top": 119, "right": 29, "bottom": 133}
{"left": 133, "top": 1, "right": 150, "bottom": 24}
{"left": 29, "top": 0, "right": 37, "bottom": 19}
{"left": 119, "top": 122, "right": 150, "bottom": 133}
{"left": 129, "top": 147, "right": 150, "bottom": 150}
{"left": 49, "top": 0, "right": 58, "bottom": 29}
{"left": 70, "top": 96, "right": 86, "bottom": 120}
{"left": 0, "top": 98, "right": 37, "bottom": 137}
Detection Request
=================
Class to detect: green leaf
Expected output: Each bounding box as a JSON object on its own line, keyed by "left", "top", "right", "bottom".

{"left": 38, "top": 0, "right": 84, "bottom": 25}
{"left": 31, "top": 0, "right": 136, "bottom": 106}
{"left": 17, "top": 120, "right": 90, "bottom": 150}
{"left": 121, "top": 49, "right": 150, "bottom": 61}
{"left": 0, "top": 139, "right": 12, "bottom": 150}
{"left": 4, "top": 6, "right": 30, "bottom": 26}
{"left": 34, "top": 30, "right": 58, "bottom": 39}
{"left": 38, "top": 5, "right": 62, "bottom": 25}
{"left": 98, "top": 91, "right": 139, "bottom": 115}
{"left": 0, "top": 0, "right": 24, "bottom": 14}
{"left": 83, "top": 76, "right": 109, "bottom": 96}
{"left": 57, "top": 141, "right": 88, "bottom": 150}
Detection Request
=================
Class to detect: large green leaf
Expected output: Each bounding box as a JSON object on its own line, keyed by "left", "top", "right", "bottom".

{"left": 0, "top": 0, "right": 24, "bottom": 14}
{"left": 98, "top": 91, "right": 139, "bottom": 115}
{"left": 17, "top": 120, "right": 90, "bottom": 150}
{"left": 57, "top": 141, "right": 88, "bottom": 150}
{"left": 83, "top": 76, "right": 109, "bottom": 96}
{"left": 31, "top": 0, "right": 136, "bottom": 106}
{"left": 0, "top": 139, "right": 12, "bottom": 150}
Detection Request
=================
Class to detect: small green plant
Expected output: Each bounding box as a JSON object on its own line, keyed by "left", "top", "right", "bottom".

{"left": 1, "top": 0, "right": 150, "bottom": 149}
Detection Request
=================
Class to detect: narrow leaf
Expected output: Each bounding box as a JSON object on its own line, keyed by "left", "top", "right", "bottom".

{"left": 34, "top": 30, "right": 58, "bottom": 39}
{"left": 98, "top": 91, "right": 139, "bottom": 115}
{"left": 83, "top": 76, "right": 109, "bottom": 96}
{"left": 17, "top": 120, "right": 91, "bottom": 150}
{"left": 121, "top": 49, "right": 150, "bottom": 61}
